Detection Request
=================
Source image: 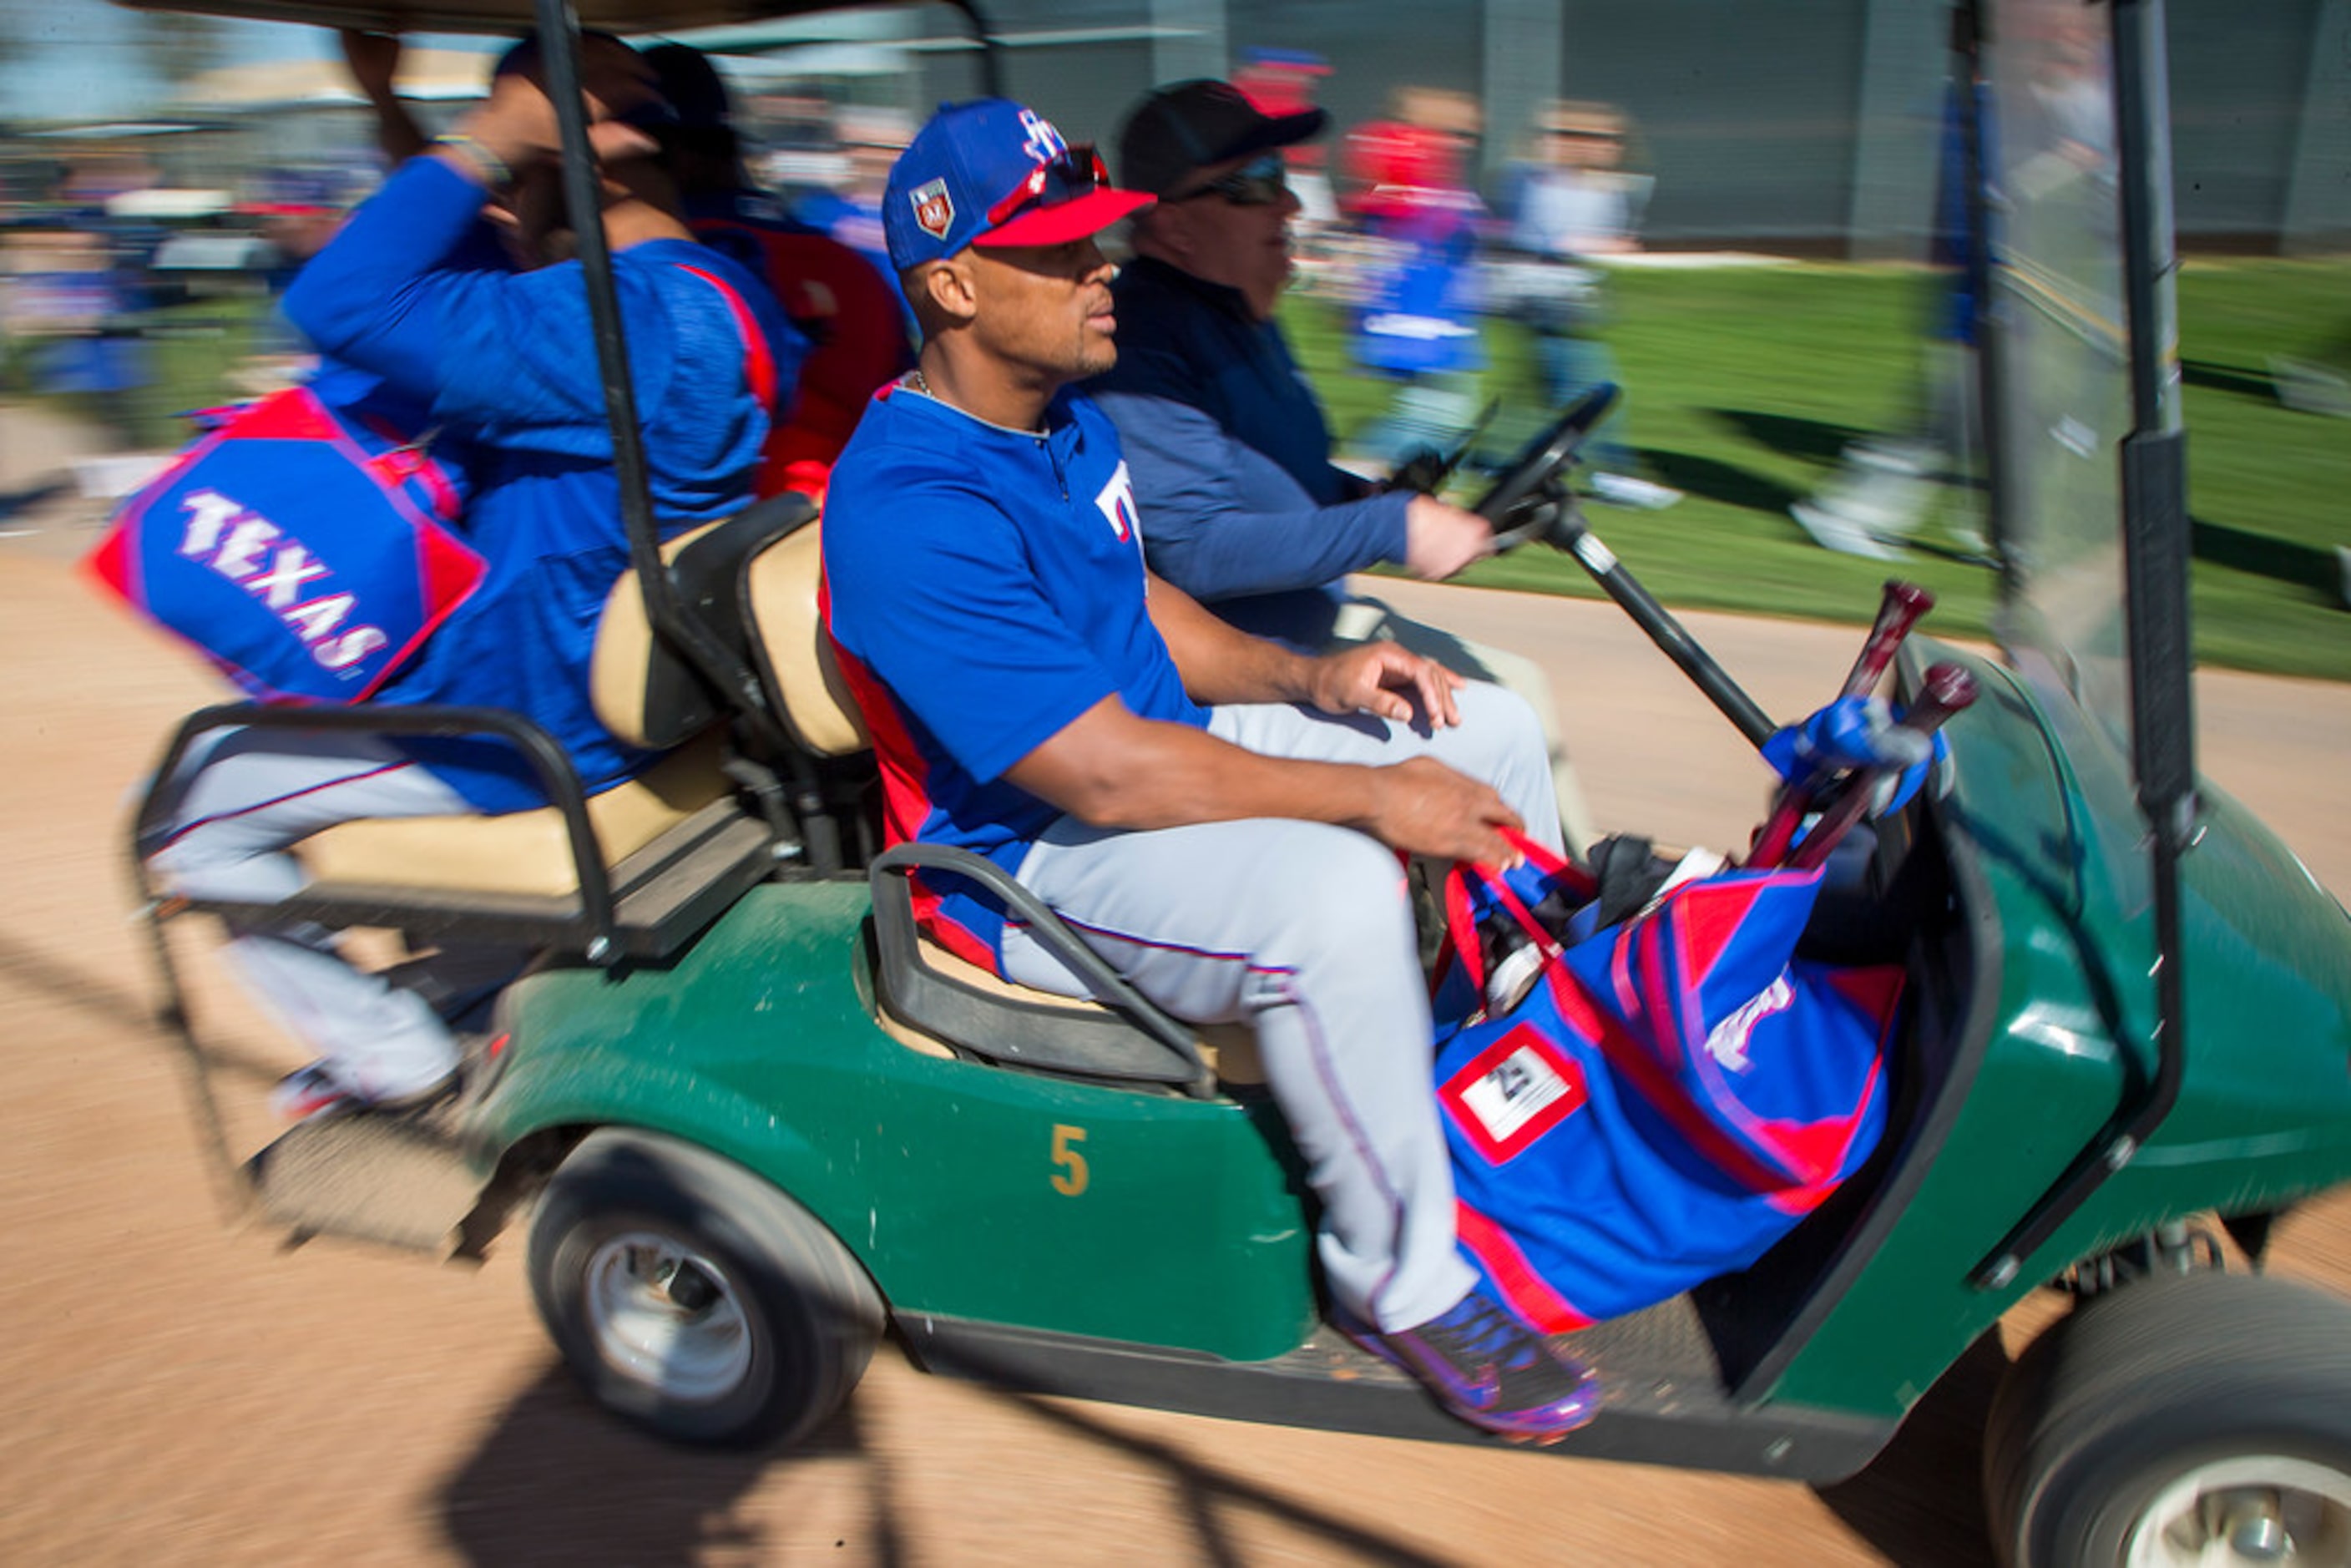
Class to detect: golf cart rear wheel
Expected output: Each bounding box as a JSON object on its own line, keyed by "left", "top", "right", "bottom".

{"left": 528, "top": 1129, "right": 882, "bottom": 1448}
{"left": 1983, "top": 1270, "right": 2351, "bottom": 1567}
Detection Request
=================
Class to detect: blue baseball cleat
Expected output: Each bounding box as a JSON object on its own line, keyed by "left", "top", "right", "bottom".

{"left": 1345, "top": 1286, "right": 1601, "bottom": 1444}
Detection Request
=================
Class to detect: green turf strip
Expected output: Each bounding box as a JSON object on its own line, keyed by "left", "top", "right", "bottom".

{"left": 1283, "top": 258, "right": 2351, "bottom": 682}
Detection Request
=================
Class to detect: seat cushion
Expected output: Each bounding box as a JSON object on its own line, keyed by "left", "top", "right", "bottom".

{"left": 589, "top": 520, "right": 726, "bottom": 751}
{"left": 886, "top": 936, "right": 1265, "bottom": 1085}
{"left": 742, "top": 519, "right": 867, "bottom": 758}
{"left": 588, "top": 503, "right": 869, "bottom": 761}
{"left": 298, "top": 731, "right": 731, "bottom": 897}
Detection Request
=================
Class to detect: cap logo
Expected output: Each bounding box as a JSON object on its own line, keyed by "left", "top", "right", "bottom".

{"left": 1017, "top": 109, "right": 1067, "bottom": 166}
{"left": 909, "top": 177, "right": 954, "bottom": 240}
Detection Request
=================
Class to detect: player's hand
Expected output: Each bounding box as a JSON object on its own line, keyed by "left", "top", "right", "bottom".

{"left": 338, "top": 29, "right": 403, "bottom": 102}
{"left": 1306, "top": 641, "right": 1465, "bottom": 729}
{"left": 1363, "top": 757, "right": 1524, "bottom": 863}
{"left": 1402, "top": 494, "right": 1497, "bottom": 580}
{"left": 461, "top": 36, "right": 665, "bottom": 172}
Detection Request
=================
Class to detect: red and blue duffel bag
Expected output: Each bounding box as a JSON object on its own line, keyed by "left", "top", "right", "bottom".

{"left": 1431, "top": 830, "right": 1903, "bottom": 1332}
{"left": 84, "top": 382, "right": 484, "bottom": 705}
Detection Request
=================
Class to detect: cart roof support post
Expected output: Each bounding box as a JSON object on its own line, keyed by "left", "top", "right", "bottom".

{"left": 532, "top": 0, "right": 832, "bottom": 864}
{"left": 1972, "top": 0, "right": 2198, "bottom": 1292}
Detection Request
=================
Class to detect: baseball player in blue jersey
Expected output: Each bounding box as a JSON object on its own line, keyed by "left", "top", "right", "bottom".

{"left": 822, "top": 99, "right": 1598, "bottom": 1443}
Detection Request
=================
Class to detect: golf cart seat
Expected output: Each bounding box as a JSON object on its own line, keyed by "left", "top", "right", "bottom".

{"left": 872, "top": 928, "right": 1267, "bottom": 1087}
{"left": 297, "top": 728, "right": 737, "bottom": 898}
{"left": 298, "top": 493, "right": 870, "bottom": 900}
{"left": 588, "top": 495, "right": 868, "bottom": 763}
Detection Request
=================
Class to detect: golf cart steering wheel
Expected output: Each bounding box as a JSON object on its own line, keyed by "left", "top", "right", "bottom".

{"left": 1473, "top": 383, "right": 1620, "bottom": 550}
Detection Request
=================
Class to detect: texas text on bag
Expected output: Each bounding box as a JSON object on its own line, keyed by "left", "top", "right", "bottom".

{"left": 85, "top": 382, "right": 483, "bottom": 706}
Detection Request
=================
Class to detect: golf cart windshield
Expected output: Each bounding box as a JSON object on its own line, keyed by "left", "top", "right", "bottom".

{"left": 1983, "top": 0, "right": 2139, "bottom": 760}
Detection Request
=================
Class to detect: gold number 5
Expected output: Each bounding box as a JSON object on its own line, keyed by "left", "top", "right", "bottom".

{"left": 1050, "top": 1124, "right": 1089, "bottom": 1196}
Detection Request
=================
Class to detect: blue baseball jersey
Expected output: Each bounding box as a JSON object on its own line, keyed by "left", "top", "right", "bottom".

{"left": 822, "top": 382, "right": 1207, "bottom": 963}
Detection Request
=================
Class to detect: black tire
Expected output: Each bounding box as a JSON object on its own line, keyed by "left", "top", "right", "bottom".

{"left": 1983, "top": 1270, "right": 2351, "bottom": 1567}
{"left": 527, "top": 1129, "right": 883, "bottom": 1448}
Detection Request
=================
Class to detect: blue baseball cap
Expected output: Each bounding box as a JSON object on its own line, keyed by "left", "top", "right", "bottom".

{"left": 882, "top": 98, "right": 1155, "bottom": 272}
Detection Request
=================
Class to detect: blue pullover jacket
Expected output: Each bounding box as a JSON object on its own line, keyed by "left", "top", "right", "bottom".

{"left": 285, "top": 155, "right": 803, "bottom": 812}
{"left": 1088, "top": 255, "right": 1410, "bottom": 648}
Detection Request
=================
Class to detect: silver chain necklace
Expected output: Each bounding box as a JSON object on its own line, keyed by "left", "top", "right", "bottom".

{"left": 907, "top": 368, "right": 1046, "bottom": 438}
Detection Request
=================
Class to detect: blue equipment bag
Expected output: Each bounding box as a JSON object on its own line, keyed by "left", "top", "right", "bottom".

{"left": 1432, "top": 831, "right": 1898, "bottom": 1332}
{"left": 86, "top": 384, "right": 483, "bottom": 705}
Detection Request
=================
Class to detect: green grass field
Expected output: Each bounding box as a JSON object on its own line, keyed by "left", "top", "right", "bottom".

{"left": 3, "top": 292, "right": 272, "bottom": 451}
{"left": 1284, "top": 258, "right": 2351, "bottom": 681}
{"left": 13, "top": 258, "right": 2345, "bottom": 677}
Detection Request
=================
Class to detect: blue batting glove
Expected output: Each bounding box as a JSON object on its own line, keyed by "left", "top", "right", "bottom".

{"left": 1767, "top": 696, "right": 1949, "bottom": 818}
{"left": 1764, "top": 696, "right": 1928, "bottom": 789}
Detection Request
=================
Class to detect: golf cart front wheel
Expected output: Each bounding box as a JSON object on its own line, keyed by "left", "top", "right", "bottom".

{"left": 1984, "top": 1270, "right": 2351, "bottom": 1567}
{"left": 528, "top": 1129, "right": 882, "bottom": 1448}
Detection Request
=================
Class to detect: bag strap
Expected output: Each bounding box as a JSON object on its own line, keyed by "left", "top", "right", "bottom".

{"left": 1443, "top": 852, "right": 1566, "bottom": 996}
{"left": 1498, "top": 825, "right": 1595, "bottom": 894}
{"left": 1435, "top": 827, "right": 1596, "bottom": 995}
{"left": 352, "top": 409, "right": 463, "bottom": 521}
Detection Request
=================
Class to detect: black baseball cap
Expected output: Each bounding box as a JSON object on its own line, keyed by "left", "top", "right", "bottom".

{"left": 1115, "top": 79, "right": 1327, "bottom": 199}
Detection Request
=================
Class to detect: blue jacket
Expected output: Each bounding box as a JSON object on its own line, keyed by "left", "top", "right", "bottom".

{"left": 285, "top": 155, "right": 803, "bottom": 812}
{"left": 1088, "top": 255, "right": 1409, "bottom": 648}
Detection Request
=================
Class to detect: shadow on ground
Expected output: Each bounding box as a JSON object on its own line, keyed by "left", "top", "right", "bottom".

{"left": 2182, "top": 358, "right": 2277, "bottom": 404}
{"left": 2191, "top": 515, "right": 2343, "bottom": 600}
{"left": 1641, "top": 448, "right": 1807, "bottom": 517}
{"left": 433, "top": 1356, "right": 1463, "bottom": 1565}
{"left": 437, "top": 1366, "right": 895, "bottom": 1566}
{"left": 1706, "top": 408, "right": 1878, "bottom": 468}
{"left": 1813, "top": 1328, "right": 2010, "bottom": 1566}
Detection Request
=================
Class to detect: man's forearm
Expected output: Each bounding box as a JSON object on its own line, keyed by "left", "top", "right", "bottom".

{"left": 281, "top": 156, "right": 487, "bottom": 383}
{"left": 1003, "top": 695, "right": 1518, "bottom": 865}
{"left": 1145, "top": 573, "right": 1317, "bottom": 706}
{"left": 1007, "top": 701, "right": 1380, "bottom": 834}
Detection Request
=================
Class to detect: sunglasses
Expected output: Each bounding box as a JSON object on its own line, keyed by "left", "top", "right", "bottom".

{"left": 986, "top": 143, "right": 1111, "bottom": 228}
{"left": 1176, "top": 151, "right": 1288, "bottom": 207}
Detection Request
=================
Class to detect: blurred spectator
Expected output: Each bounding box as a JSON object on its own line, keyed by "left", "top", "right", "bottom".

{"left": 1791, "top": 73, "right": 1987, "bottom": 559}
{"left": 1341, "top": 88, "right": 1489, "bottom": 471}
{"left": 4, "top": 222, "right": 149, "bottom": 449}
{"left": 795, "top": 104, "right": 914, "bottom": 337}
{"left": 1231, "top": 50, "right": 1340, "bottom": 266}
{"left": 1497, "top": 100, "right": 1679, "bottom": 510}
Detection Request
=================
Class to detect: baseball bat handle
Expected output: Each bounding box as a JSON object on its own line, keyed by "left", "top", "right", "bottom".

{"left": 1750, "top": 582, "right": 1937, "bottom": 868}
{"left": 1896, "top": 662, "right": 1979, "bottom": 735}
{"left": 1785, "top": 663, "right": 1978, "bottom": 871}
{"left": 1840, "top": 580, "right": 1935, "bottom": 699}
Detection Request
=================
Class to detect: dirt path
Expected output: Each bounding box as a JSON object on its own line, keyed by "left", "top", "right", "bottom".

{"left": 3, "top": 538, "right": 2345, "bottom": 1567}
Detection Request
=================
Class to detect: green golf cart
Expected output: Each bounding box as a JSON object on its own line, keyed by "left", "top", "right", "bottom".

{"left": 115, "top": 1, "right": 2351, "bottom": 1563}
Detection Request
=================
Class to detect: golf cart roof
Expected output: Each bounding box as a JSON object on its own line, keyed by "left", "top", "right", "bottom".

{"left": 109, "top": 0, "right": 914, "bottom": 36}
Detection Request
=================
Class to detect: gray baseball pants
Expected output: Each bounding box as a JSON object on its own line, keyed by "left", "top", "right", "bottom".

{"left": 999, "top": 680, "right": 1560, "bottom": 1333}
{"left": 144, "top": 728, "right": 478, "bottom": 1100}
{"left": 1329, "top": 592, "right": 1600, "bottom": 857}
